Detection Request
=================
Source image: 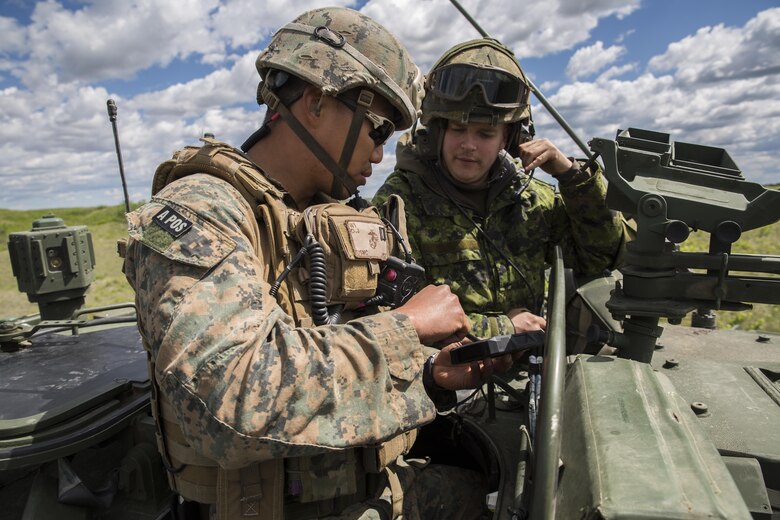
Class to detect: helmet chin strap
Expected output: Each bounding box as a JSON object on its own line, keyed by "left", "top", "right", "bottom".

{"left": 260, "top": 82, "right": 362, "bottom": 199}
{"left": 336, "top": 90, "right": 375, "bottom": 197}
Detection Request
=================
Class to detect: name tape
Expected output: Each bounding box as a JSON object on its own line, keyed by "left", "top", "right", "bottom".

{"left": 153, "top": 206, "right": 193, "bottom": 238}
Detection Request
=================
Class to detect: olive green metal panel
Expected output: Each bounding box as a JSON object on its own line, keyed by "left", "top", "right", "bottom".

{"left": 652, "top": 326, "right": 780, "bottom": 469}
{"left": 556, "top": 355, "right": 752, "bottom": 519}
{"left": 722, "top": 456, "right": 772, "bottom": 519}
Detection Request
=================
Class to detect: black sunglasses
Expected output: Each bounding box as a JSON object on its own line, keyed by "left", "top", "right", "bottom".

{"left": 335, "top": 96, "right": 396, "bottom": 146}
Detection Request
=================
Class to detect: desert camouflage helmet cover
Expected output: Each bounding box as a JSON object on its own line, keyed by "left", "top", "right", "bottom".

{"left": 422, "top": 38, "right": 531, "bottom": 126}
{"left": 256, "top": 7, "right": 423, "bottom": 129}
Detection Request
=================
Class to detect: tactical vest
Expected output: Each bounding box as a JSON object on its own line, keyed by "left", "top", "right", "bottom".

{"left": 145, "top": 138, "right": 417, "bottom": 519}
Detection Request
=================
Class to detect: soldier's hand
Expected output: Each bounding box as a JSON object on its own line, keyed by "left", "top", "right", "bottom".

{"left": 431, "top": 340, "right": 516, "bottom": 390}
{"left": 396, "top": 284, "right": 470, "bottom": 345}
{"left": 517, "top": 138, "right": 573, "bottom": 176}
{"left": 507, "top": 308, "right": 547, "bottom": 333}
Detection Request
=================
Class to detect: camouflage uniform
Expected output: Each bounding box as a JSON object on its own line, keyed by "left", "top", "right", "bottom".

{"left": 373, "top": 135, "right": 625, "bottom": 338}
{"left": 125, "top": 171, "right": 434, "bottom": 464}
{"left": 124, "top": 156, "right": 487, "bottom": 519}
{"left": 123, "top": 8, "right": 489, "bottom": 519}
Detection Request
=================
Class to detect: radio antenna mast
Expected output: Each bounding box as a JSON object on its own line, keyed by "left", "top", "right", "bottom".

{"left": 106, "top": 99, "right": 131, "bottom": 213}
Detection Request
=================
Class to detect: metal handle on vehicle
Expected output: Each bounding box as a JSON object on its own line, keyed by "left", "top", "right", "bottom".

{"left": 530, "top": 246, "right": 567, "bottom": 520}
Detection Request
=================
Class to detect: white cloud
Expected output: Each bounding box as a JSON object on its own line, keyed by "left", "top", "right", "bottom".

{"left": 0, "top": 15, "right": 25, "bottom": 53}
{"left": 14, "top": 0, "right": 224, "bottom": 87}
{"left": 649, "top": 7, "right": 780, "bottom": 84}
{"left": 615, "top": 29, "right": 635, "bottom": 44}
{"left": 599, "top": 63, "right": 636, "bottom": 80}
{"left": 363, "top": 0, "right": 641, "bottom": 70}
{"left": 211, "top": 0, "right": 359, "bottom": 50}
{"left": 126, "top": 51, "right": 258, "bottom": 118}
{"left": 1, "top": 1, "right": 779, "bottom": 210}
{"left": 566, "top": 41, "right": 626, "bottom": 80}
{"left": 535, "top": 70, "right": 780, "bottom": 187}
{"left": 558, "top": 0, "right": 638, "bottom": 19}
{"left": 510, "top": 8, "right": 780, "bottom": 189}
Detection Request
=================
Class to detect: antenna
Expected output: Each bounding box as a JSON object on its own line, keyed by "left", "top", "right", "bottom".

{"left": 448, "top": 0, "right": 594, "bottom": 160}
{"left": 106, "top": 99, "right": 131, "bottom": 214}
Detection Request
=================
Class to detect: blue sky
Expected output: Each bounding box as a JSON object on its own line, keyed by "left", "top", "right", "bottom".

{"left": 1, "top": 0, "right": 779, "bottom": 209}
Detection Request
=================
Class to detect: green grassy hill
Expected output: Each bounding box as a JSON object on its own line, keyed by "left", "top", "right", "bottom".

{"left": 2, "top": 196, "right": 779, "bottom": 331}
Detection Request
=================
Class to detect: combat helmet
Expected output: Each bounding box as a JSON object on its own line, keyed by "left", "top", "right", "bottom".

{"left": 422, "top": 38, "right": 532, "bottom": 129}
{"left": 256, "top": 7, "right": 423, "bottom": 130}
{"left": 253, "top": 7, "right": 423, "bottom": 198}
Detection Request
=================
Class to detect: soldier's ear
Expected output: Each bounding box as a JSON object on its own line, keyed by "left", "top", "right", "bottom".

{"left": 306, "top": 87, "right": 323, "bottom": 117}
{"left": 501, "top": 125, "right": 509, "bottom": 150}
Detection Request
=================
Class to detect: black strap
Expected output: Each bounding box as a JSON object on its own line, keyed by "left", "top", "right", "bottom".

{"left": 262, "top": 83, "right": 358, "bottom": 197}
{"left": 335, "top": 90, "right": 374, "bottom": 196}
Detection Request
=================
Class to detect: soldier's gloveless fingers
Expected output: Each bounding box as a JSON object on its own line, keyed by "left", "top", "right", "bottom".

{"left": 490, "top": 353, "right": 514, "bottom": 374}
{"left": 397, "top": 284, "right": 469, "bottom": 345}
{"left": 509, "top": 310, "right": 547, "bottom": 333}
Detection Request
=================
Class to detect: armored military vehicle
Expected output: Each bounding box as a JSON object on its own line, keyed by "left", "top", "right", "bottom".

{"left": 0, "top": 215, "right": 170, "bottom": 518}
{"left": 2, "top": 126, "right": 778, "bottom": 519}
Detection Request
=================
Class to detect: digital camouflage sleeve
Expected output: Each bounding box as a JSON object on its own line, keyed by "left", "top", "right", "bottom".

{"left": 124, "top": 174, "right": 436, "bottom": 469}
{"left": 374, "top": 144, "right": 624, "bottom": 338}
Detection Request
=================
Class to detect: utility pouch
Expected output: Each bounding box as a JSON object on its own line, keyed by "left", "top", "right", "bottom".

{"left": 297, "top": 203, "right": 396, "bottom": 304}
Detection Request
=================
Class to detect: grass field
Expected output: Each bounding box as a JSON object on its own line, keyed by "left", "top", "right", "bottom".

{"left": 2, "top": 197, "right": 779, "bottom": 331}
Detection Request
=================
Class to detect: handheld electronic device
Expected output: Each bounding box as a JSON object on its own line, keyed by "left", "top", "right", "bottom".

{"left": 449, "top": 330, "right": 546, "bottom": 364}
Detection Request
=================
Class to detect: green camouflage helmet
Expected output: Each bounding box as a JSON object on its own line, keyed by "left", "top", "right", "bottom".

{"left": 256, "top": 7, "right": 423, "bottom": 129}
{"left": 422, "top": 38, "right": 531, "bottom": 126}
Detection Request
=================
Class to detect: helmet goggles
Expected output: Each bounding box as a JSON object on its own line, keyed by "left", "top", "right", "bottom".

{"left": 428, "top": 63, "right": 529, "bottom": 109}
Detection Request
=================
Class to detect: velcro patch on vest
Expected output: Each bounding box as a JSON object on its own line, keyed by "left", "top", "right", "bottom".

{"left": 153, "top": 205, "right": 193, "bottom": 238}
{"left": 345, "top": 220, "right": 387, "bottom": 260}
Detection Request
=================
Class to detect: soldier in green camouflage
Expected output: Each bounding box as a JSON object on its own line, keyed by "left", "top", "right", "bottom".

{"left": 123, "top": 8, "right": 511, "bottom": 520}
{"left": 374, "top": 38, "right": 626, "bottom": 339}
